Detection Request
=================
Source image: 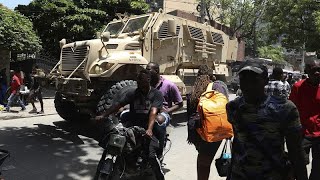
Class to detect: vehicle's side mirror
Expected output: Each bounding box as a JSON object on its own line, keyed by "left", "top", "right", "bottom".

{"left": 59, "top": 39, "right": 66, "bottom": 49}
{"left": 96, "top": 32, "right": 101, "bottom": 39}
{"left": 168, "top": 19, "right": 176, "bottom": 36}
{"left": 101, "top": 32, "right": 110, "bottom": 42}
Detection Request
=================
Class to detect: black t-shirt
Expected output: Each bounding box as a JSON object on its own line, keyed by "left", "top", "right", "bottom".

{"left": 120, "top": 87, "right": 163, "bottom": 124}
{"left": 30, "top": 76, "right": 40, "bottom": 90}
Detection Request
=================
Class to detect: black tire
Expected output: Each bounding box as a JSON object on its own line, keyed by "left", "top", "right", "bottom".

{"left": 97, "top": 80, "right": 137, "bottom": 114}
{"left": 54, "top": 92, "right": 88, "bottom": 121}
{"left": 94, "top": 155, "right": 120, "bottom": 180}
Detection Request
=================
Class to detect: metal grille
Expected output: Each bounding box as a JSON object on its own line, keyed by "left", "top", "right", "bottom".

{"left": 106, "top": 44, "right": 118, "bottom": 49}
{"left": 125, "top": 43, "right": 141, "bottom": 50}
{"left": 211, "top": 32, "right": 224, "bottom": 44}
{"left": 158, "top": 22, "right": 180, "bottom": 39}
{"left": 188, "top": 26, "right": 204, "bottom": 40}
{"left": 61, "top": 45, "right": 89, "bottom": 71}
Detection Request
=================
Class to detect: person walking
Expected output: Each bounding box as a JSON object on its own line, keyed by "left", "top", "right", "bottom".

{"left": 28, "top": 66, "right": 44, "bottom": 114}
{"left": 265, "top": 67, "right": 288, "bottom": 98}
{"left": 282, "top": 72, "right": 291, "bottom": 98}
{"left": 226, "top": 60, "right": 307, "bottom": 180}
{"left": 289, "top": 59, "right": 320, "bottom": 180}
{"left": 187, "top": 65, "right": 231, "bottom": 180}
{"left": 6, "top": 69, "right": 26, "bottom": 112}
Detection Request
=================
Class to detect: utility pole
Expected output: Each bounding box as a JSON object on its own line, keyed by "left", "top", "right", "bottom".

{"left": 301, "top": 43, "right": 305, "bottom": 72}
{"left": 200, "top": 0, "right": 206, "bottom": 23}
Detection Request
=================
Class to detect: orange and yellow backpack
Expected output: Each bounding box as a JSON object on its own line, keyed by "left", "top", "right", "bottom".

{"left": 196, "top": 83, "right": 233, "bottom": 142}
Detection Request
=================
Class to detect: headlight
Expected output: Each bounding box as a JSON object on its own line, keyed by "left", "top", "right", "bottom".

{"left": 108, "top": 134, "right": 126, "bottom": 148}
{"left": 93, "top": 63, "right": 115, "bottom": 74}
{"left": 95, "top": 65, "right": 103, "bottom": 74}
{"left": 103, "top": 62, "right": 114, "bottom": 70}
{"left": 107, "top": 134, "right": 126, "bottom": 155}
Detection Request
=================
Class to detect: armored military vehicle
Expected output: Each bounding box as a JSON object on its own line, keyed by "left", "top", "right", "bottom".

{"left": 50, "top": 10, "right": 238, "bottom": 121}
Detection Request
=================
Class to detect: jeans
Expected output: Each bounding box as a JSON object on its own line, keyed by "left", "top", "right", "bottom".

{"left": 302, "top": 137, "right": 320, "bottom": 180}
{"left": 157, "top": 112, "right": 171, "bottom": 127}
{"left": 6, "top": 93, "right": 25, "bottom": 111}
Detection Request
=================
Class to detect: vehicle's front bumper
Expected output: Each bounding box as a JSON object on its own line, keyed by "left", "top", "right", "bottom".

{"left": 55, "top": 77, "right": 90, "bottom": 96}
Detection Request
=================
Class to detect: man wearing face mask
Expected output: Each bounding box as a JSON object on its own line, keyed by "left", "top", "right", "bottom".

{"left": 226, "top": 60, "right": 307, "bottom": 180}
{"left": 289, "top": 59, "right": 320, "bottom": 180}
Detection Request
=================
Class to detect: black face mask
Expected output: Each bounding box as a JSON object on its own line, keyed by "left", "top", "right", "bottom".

{"left": 150, "top": 72, "right": 159, "bottom": 86}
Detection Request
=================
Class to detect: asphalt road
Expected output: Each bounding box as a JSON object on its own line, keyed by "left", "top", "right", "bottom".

{"left": 0, "top": 112, "right": 228, "bottom": 180}
{"left": 0, "top": 94, "right": 311, "bottom": 180}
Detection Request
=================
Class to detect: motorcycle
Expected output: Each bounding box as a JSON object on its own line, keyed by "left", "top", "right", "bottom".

{"left": 94, "top": 117, "right": 171, "bottom": 180}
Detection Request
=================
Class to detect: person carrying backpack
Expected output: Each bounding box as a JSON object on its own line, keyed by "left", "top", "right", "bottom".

{"left": 187, "top": 65, "right": 233, "bottom": 180}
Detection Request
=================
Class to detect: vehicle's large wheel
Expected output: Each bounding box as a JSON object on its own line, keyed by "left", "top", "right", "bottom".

{"left": 54, "top": 92, "right": 88, "bottom": 121}
{"left": 97, "top": 80, "right": 137, "bottom": 114}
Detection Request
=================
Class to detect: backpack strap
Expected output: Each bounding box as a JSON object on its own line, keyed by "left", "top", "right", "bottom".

{"left": 206, "top": 82, "right": 214, "bottom": 92}
{"left": 200, "top": 82, "right": 215, "bottom": 97}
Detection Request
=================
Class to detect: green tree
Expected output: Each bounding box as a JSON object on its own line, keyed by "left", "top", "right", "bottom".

{"left": 16, "top": 0, "right": 149, "bottom": 59}
{"left": 0, "top": 5, "right": 41, "bottom": 53}
{"left": 264, "top": 0, "right": 320, "bottom": 54}
{"left": 207, "top": 0, "right": 268, "bottom": 56}
{"left": 258, "top": 45, "right": 285, "bottom": 63}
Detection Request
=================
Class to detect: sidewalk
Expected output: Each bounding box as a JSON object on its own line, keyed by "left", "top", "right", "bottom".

{"left": 0, "top": 89, "right": 57, "bottom": 120}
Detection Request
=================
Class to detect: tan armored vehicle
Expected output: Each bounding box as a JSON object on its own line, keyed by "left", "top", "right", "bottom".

{"left": 50, "top": 10, "right": 238, "bottom": 121}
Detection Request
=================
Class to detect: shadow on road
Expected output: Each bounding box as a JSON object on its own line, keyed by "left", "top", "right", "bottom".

{"left": 0, "top": 118, "right": 175, "bottom": 180}
{"left": 171, "top": 111, "right": 187, "bottom": 127}
{"left": 52, "top": 120, "right": 104, "bottom": 141}
{"left": 0, "top": 123, "right": 101, "bottom": 180}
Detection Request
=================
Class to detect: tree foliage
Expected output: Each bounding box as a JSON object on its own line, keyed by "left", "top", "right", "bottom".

{"left": 206, "top": 0, "right": 268, "bottom": 57}
{"left": 263, "top": 0, "right": 320, "bottom": 53}
{"left": 0, "top": 5, "right": 41, "bottom": 53}
{"left": 16, "top": 0, "right": 149, "bottom": 59}
{"left": 207, "top": 0, "right": 320, "bottom": 57}
{"left": 208, "top": 0, "right": 267, "bottom": 39}
{"left": 258, "top": 45, "right": 285, "bottom": 63}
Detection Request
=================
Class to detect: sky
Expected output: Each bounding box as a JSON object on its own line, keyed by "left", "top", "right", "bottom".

{"left": 0, "top": 0, "right": 31, "bottom": 9}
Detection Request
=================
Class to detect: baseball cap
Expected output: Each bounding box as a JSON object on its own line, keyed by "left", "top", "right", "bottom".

{"left": 237, "top": 60, "right": 268, "bottom": 78}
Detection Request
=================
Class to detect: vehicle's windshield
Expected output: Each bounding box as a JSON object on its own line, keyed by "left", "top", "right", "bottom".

{"left": 104, "top": 22, "right": 124, "bottom": 35}
{"left": 122, "top": 15, "right": 149, "bottom": 33}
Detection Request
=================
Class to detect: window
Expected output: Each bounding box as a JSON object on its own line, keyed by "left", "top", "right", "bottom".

{"left": 104, "top": 22, "right": 124, "bottom": 35}
{"left": 122, "top": 16, "right": 150, "bottom": 33}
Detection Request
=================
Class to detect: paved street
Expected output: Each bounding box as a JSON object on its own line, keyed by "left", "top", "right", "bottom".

{"left": 0, "top": 113, "right": 228, "bottom": 180}
{"left": 0, "top": 94, "right": 311, "bottom": 180}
